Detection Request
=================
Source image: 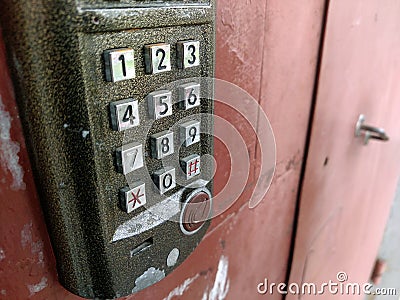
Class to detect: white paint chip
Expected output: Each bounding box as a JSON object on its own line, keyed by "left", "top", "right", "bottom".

{"left": 0, "top": 248, "right": 5, "bottom": 261}
{"left": 112, "top": 191, "right": 181, "bottom": 243}
{"left": 163, "top": 274, "right": 199, "bottom": 300}
{"left": 0, "top": 95, "right": 26, "bottom": 190}
{"left": 81, "top": 130, "right": 90, "bottom": 138}
{"left": 21, "top": 222, "right": 33, "bottom": 249}
{"left": 27, "top": 277, "right": 48, "bottom": 296}
{"left": 166, "top": 248, "right": 180, "bottom": 267}
{"left": 203, "top": 255, "right": 230, "bottom": 300}
{"left": 132, "top": 267, "right": 165, "bottom": 293}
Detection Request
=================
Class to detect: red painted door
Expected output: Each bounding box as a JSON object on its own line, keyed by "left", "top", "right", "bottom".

{"left": 288, "top": 0, "right": 400, "bottom": 298}
{"left": 0, "top": 1, "right": 325, "bottom": 299}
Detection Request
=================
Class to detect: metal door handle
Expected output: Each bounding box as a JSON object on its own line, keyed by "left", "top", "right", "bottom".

{"left": 355, "top": 114, "right": 389, "bottom": 145}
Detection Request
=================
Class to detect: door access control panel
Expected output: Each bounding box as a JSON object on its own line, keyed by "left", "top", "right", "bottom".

{"left": 0, "top": 0, "right": 215, "bottom": 298}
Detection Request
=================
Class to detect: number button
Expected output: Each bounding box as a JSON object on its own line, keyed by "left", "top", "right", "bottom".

{"left": 104, "top": 48, "right": 135, "bottom": 82}
{"left": 115, "top": 142, "right": 144, "bottom": 175}
{"left": 153, "top": 167, "right": 176, "bottom": 194}
{"left": 110, "top": 98, "right": 140, "bottom": 131}
{"left": 120, "top": 181, "right": 146, "bottom": 213}
{"left": 181, "top": 154, "right": 201, "bottom": 180}
{"left": 177, "top": 40, "right": 200, "bottom": 69}
{"left": 180, "top": 120, "right": 200, "bottom": 147}
{"left": 179, "top": 82, "right": 201, "bottom": 110}
{"left": 147, "top": 90, "right": 172, "bottom": 120}
{"left": 150, "top": 130, "right": 174, "bottom": 159}
{"left": 144, "top": 43, "right": 171, "bottom": 74}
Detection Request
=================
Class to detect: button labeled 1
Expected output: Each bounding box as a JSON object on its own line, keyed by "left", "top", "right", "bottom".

{"left": 116, "top": 142, "right": 144, "bottom": 175}
{"left": 120, "top": 181, "right": 146, "bottom": 213}
{"left": 144, "top": 43, "right": 171, "bottom": 74}
{"left": 179, "top": 83, "right": 201, "bottom": 110}
{"left": 147, "top": 90, "right": 172, "bottom": 120}
{"left": 110, "top": 98, "right": 140, "bottom": 131}
{"left": 153, "top": 167, "right": 176, "bottom": 194}
{"left": 104, "top": 48, "right": 135, "bottom": 82}
{"left": 177, "top": 40, "right": 200, "bottom": 69}
{"left": 180, "top": 120, "right": 200, "bottom": 147}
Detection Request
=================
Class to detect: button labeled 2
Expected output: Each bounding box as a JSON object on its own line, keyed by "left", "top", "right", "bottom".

{"left": 104, "top": 48, "right": 136, "bottom": 82}
{"left": 144, "top": 43, "right": 171, "bottom": 74}
{"left": 110, "top": 98, "right": 140, "bottom": 131}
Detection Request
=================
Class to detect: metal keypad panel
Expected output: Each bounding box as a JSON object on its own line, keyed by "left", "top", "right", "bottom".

{"left": 77, "top": 23, "right": 214, "bottom": 298}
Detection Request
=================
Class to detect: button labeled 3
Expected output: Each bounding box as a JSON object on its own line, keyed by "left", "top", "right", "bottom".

{"left": 177, "top": 40, "right": 200, "bottom": 69}
{"left": 120, "top": 181, "right": 146, "bottom": 213}
{"left": 144, "top": 43, "right": 171, "bottom": 74}
{"left": 110, "top": 98, "right": 140, "bottom": 131}
{"left": 116, "top": 142, "right": 144, "bottom": 175}
{"left": 104, "top": 48, "right": 136, "bottom": 82}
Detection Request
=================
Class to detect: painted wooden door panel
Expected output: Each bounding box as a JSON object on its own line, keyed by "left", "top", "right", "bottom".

{"left": 288, "top": 0, "right": 400, "bottom": 299}
{"left": 0, "top": 1, "right": 325, "bottom": 299}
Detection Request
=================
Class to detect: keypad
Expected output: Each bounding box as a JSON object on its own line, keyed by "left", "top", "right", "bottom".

{"left": 103, "top": 40, "right": 203, "bottom": 213}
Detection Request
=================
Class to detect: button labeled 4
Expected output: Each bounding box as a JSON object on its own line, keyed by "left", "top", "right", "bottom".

{"left": 110, "top": 98, "right": 140, "bottom": 131}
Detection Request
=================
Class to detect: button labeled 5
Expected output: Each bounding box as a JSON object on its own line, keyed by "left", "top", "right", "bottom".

{"left": 110, "top": 98, "right": 140, "bottom": 131}
{"left": 147, "top": 90, "right": 172, "bottom": 120}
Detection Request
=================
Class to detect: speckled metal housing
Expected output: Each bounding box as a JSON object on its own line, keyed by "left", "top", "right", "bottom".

{"left": 0, "top": 1, "right": 215, "bottom": 298}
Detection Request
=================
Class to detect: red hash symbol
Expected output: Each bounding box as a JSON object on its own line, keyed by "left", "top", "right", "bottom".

{"left": 129, "top": 188, "right": 144, "bottom": 208}
{"left": 188, "top": 159, "right": 200, "bottom": 176}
